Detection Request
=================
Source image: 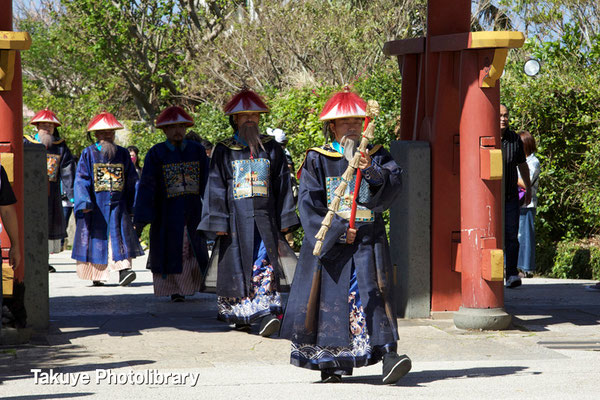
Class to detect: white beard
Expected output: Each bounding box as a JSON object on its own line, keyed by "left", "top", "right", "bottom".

{"left": 38, "top": 133, "right": 54, "bottom": 149}
{"left": 340, "top": 134, "right": 359, "bottom": 162}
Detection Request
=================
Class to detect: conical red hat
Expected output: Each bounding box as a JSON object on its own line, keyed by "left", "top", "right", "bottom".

{"left": 319, "top": 88, "right": 367, "bottom": 121}
{"left": 155, "top": 106, "right": 194, "bottom": 128}
{"left": 30, "top": 108, "right": 61, "bottom": 126}
{"left": 87, "top": 112, "right": 124, "bottom": 132}
{"left": 224, "top": 89, "right": 269, "bottom": 115}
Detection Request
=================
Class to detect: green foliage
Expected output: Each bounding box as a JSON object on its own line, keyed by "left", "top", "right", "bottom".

{"left": 188, "top": 103, "right": 231, "bottom": 146}
{"left": 19, "top": 15, "right": 124, "bottom": 155}
{"left": 123, "top": 122, "right": 163, "bottom": 166}
{"left": 499, "top": 16, "right": 600, "bottom": 276}
{"left": 353, "top": 62, "right": 403, "bottom": 144}
{"left": 61, "top": 0, "right": 188, "bottom": 120}
{"left": 550, "top": 238, "right": 600, "bottom": 280}
{"left": 536, "top": 241, "right": 557, "bottom": 277}
{"left": 502, "top": 29, "right": 600, "bottom": 252}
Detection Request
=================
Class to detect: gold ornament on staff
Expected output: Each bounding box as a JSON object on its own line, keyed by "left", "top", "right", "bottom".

{"left": 313, "top": 100, "right": 380, "bottom": 256}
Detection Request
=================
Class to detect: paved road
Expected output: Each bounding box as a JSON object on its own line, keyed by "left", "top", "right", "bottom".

{"left": 1, "top": 251, "right": 599, "bottom": 399}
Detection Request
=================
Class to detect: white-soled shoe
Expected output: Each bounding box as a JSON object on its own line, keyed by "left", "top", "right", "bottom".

{"left": 119, "top": 270, "right": 136, "bottom": 286}
{"left": 382, "top": 353, "right": 412, "bottom": 384}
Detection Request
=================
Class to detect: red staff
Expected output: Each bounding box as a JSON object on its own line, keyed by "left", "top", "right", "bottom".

{"left": 349, "top": 116, "right": 372, "bottom": 229}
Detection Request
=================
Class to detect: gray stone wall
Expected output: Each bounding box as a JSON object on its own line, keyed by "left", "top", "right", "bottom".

{"left": 389, "top": 141, "right": 431, "bottom": 318}
{"left": 23, "top": 144, "right": 49, "bottom": 330}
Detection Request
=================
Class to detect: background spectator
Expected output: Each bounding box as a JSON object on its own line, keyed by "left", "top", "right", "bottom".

{"left": 128, "top": 146, "right": 142, "bottom": 178}
{"left": 517, "top": 131, "right": 540, "bottom": 278}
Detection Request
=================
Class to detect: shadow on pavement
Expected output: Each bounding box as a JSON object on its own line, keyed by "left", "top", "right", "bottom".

{"left": 0, "top": 356, "right": 154, "bottom": 384}
{"left": 341, "top": 365, "right": 534, "bottom": 386}
{"left": 45, "top": 312, "right": 232, "bottom": 345}
{"left": 504, "top": 282, "right": 600, "bottom": 331}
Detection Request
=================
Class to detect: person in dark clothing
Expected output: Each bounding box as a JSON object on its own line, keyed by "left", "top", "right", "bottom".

{"left": 127, "top": 146, "right": 142, "bottom": 178}
{"left": 0, "top": 164, "right": 21, "bottom": 332}
{"left": 71, "top": 112, "right": 142, "bottom": 287}
{"left": 199, "top": 139, "right": 213, "bottom": 158}
{"left": 134, "top": 106, "right": 209, "bottom": 302}
{"left": 280, "top": 88, "right": 411, "bottom": 384}
{"left": 198, "top": 88, "right": 298, "bottom": 338}
{"left": 185, "top": 131, "right": 213, "bottom": 158}
{"left": 24, "top": 109, "right": 76, "bottom": 272}
{"left": 500, "top": 104, "right": 531, "bottom": 288}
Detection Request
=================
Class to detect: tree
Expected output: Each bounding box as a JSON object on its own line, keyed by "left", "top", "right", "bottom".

{"left": 60, "top": 0, "right": 186, "bottom": 121}
{"left": 17, "top": 3, "right": 127, "bottom": 152}
{"left": 471, "top": 0, "right": 513, "bottom": 31}
{"left": 499, "top": 0, "right": 600, "bottom": 45}
{"left": 184, "top": 0, "right": 426, "bottom": 103}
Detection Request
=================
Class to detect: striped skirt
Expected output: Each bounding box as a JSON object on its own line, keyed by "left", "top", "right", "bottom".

{"left": 76, "top": 238, "right": 132, "bottom": 282}
{"left": 152, "top": 227, "right": 203, "bottom": 297}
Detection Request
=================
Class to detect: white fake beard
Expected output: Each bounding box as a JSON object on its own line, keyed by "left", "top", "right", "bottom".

{"left": 38, "top": 133, "right": 54, "bottom": 149}
{"left": 340, "top": 134, "right": 359, "bottom": 162}
{"left": 239, "top": 122, "right": 265, "bottom": 157}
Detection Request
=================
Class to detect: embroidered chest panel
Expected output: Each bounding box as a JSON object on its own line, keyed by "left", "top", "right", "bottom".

{"left": 162, "top": 161, "right": 201, "bottom": 198}
{"left": 93, "top": 163, "right": 124, "bottom": 192}
{"left": 46, "top": 154, "right": 61, "bottom": 182}
{"left": 232, "top": 158, "right": 270, "bottom": 199}
{"left": 326, "top": 176, "right": 374, "bottom": 222}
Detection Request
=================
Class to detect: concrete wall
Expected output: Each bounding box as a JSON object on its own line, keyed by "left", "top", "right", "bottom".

{"left": 23, "top": 144, "right": 49, "bottom": 330}
{"left": 389, "top": 141, "right": 431, "bottom": 318}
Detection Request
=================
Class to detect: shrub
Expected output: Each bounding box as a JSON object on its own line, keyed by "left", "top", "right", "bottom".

{"left": 550, "top": 237, "right": 600, "bottom": 280}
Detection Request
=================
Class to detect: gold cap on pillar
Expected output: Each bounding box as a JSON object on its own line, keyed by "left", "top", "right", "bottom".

{"left": 0, "top": 31, "right": 32, "bottom": 91}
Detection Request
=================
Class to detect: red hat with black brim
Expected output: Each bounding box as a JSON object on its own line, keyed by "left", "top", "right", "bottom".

{"left": 319, "top": 87, "right": 367, "bottom": 121}
{"left": 155, "top": 106, "right": 194, "bottom": 128}
{"left": 224, "top": 89, "right": 269, "bottom": 116}
{"left": 87, "top": 112, "right": 124, "bottom": 132}
{"left": 30, "top": 108, "right": 62, "bottom": 126}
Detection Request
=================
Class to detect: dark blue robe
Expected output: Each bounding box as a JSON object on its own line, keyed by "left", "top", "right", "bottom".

{"left": 134, "top": 140, "right": 209, "bottom": 275}
{"left": 24, "top": 135, "right": 76, "bottom": 240}
{"left": 197, "top": 135, "right": 299, "bottom": 299}
{"left": 71, "top": 144, "right": 143, "bottom": 264}
{"left": 280, "top": 144, "right": 402, "bottom": 371}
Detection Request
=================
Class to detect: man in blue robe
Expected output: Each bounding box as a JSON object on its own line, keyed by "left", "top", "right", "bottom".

{"left": 134, "top": 106, "right": 209, "bottom": 302}
{"left": 71, "top": 112, "right": 143, "bottom": 286}
{"left": 24, "top": 109, "right": 76, "bottom": 272}
{"left": 280, "top": 89, "right": 412, "bottom": 384}
{"left": 198, "top": 89, "right": 298, "bottom": 337}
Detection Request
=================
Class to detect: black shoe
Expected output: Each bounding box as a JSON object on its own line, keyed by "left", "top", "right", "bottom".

{"left": 258, "top": 314, "right": 281, "bottom": 338}
{"left": 2, "top": 305, "right": 15, "bottom": 325}
{"left": 171, "top": 294, "right": 185, "bottom": 302}
{"left": 49, "top": 265, "right": 56, "bottom": 273}
{"left": 320, "top": 371, "right": 342, "bottom": 383}
{"left": 119, "top": 270, "right": 136, "bottom": 286}
{"left": 382, "top": 352, "right": 412, "bottom": 384}
{"left": 505, "top": 275, "right": 522, "bottom": 288}
{"left": 92, "top": 280, "right": 105, "bottom": 286}
{"left": 233, "top": 323, "right": 252, "bottom": 332}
